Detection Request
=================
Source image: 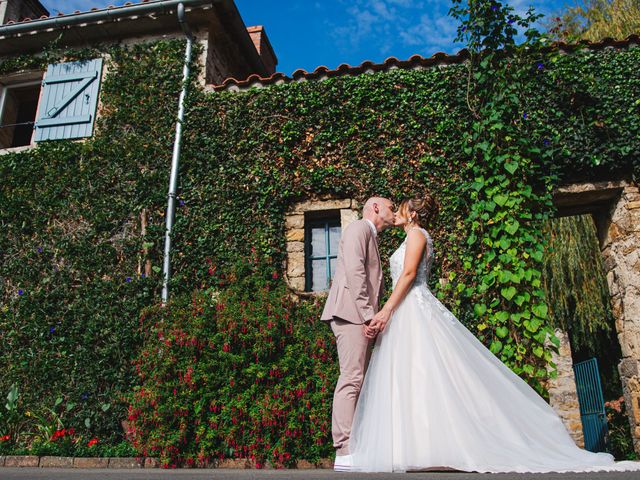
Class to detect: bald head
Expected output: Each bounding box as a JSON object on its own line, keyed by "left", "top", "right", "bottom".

{"left": 362, "top": 197, "right": 396, "bottom": 232}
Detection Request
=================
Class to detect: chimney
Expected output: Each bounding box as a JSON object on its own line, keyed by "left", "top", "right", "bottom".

{"left": 0, "top": 0, "right": 49, "bottom": 24}
{"left": 247, "top": 25, "right": 278, "bottom": 75}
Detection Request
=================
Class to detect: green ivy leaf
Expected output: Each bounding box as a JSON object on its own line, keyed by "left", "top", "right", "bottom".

{"left": 532, "top": 303, "right": 548, "bottom": 319}
{"left": 474, "top": 303, "right": 487, "bottom": 317}
{"left": 490, "top": 340, "right": 503, "bottom": 354}
{"left": 504, "top": 161, "right": 519, "bottom": 174}
{"left": 494, "top": 194, "right": 508, "bottom": 206}
{"left": 498, "top": 270, "right": 512, "bottom": 283}
{"left": 501, "top": 286, "right": 517, "bottom": 300}
{"left": 504, "top": 220, "right": 520, "bottom": 235}
{"left": 496, "top": 326, "right": 509, "bottom": 338}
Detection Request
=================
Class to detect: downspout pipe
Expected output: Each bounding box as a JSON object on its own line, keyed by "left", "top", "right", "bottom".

{"left": 0, "top": 0, "right": 214, "bottom": 36}
{"left": 162, "top": 2, "right": 194, "bottom": 305}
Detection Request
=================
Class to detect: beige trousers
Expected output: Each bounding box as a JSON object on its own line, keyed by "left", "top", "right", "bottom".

{"left": 330, "top": 318, "right": 372, "bottom": 455}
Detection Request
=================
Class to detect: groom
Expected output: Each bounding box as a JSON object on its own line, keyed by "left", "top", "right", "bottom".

{"left": 321, "top": 197, "right": 396, "bottom": 471}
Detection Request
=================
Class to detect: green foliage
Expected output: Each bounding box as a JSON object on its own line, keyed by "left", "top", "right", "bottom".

{"left": 548, "top": 0, "right": 640, "bottom": 43}
{"left": 447, "top": 0, "right": 559, "bottom": 393}
{"left": 606, "top": 396, "right": 638, "bottom": 460}
{"left": 542, "top": 215, "right": 614, "bottom": 349}
{"left": 127, "top": 259, "right": 336, "bottom": 468}
{"left": 0, "top": 40, "right": 190, "bottom": 446}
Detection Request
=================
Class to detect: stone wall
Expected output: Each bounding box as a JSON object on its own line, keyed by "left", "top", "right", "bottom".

{"left": 600, "top": 182, "right": 640, "bottom": 454}
{"left": 547, "top": 329, "right": 585, "bottom": 447}
{"left": 284, "top": 198, "right": 359, "bottom": 293}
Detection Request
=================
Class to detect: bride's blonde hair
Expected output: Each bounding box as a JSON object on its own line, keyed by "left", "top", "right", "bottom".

{"left": 398, "top": 193, "right": 439, "bottom": 228}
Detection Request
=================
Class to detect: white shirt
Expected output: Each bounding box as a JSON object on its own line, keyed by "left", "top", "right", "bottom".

{"left": 365, "top": 219, "right": 378, "bottom": 238}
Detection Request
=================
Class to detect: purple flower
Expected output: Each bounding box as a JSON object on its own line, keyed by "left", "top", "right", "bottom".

{"left": 81, "top": 392, "right": 89, "bottom": 401}
{"left": 140, "top": 273, "right": 146, "bottom": 278}
{"left": 179, "top": 200, "right": 185, "bottom": 207}
{"left": 18, "top": 289, "right": 24, "bottom": 296}
{"left": 461, "top": 25, "right": 467, "bottom": 32}
{"left": 537, "top": 62, "right": 544, "bottom": 70}
{"left": 37, "top": 247, "right": 43, "bottom": 253}
{"left": 125, "top": 277, "right": 132, "bottom": 283}
{"left": 522, "top": 112, "right": 528, "bottom": 119}
{"left": 508, "top": 19, "right": 515, "bottom": 24}
{"left": 543, "top": 138, "right": 551, "bottom": 146}
{"left": 49, "top": 326, "right": 55, "bottom": 334}
{"left": 491, "top": 5, "right": 498, "bottom": 11}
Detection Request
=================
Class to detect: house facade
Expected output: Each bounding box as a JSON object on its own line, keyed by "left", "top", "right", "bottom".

{"left": 0, "top": 0, "right": 276, "bottom": 151}
{"left": 1, "top": 0, "right": 639, "bottom": 462}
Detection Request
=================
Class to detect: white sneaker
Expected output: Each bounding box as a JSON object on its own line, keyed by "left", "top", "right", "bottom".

{"left": 334, "top": 454, "right": 353, "bottom": 472}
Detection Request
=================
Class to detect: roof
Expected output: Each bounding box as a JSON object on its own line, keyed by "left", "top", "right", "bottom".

{"left": 3, "top": 0, "right": 156, "bottom": 25}
{"left": 213, "top": 34, "right": 640, "bottom": 92}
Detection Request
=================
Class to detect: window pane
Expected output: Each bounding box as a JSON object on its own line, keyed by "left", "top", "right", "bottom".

{"left": 312, "top": 258, "right": 329, "bottom": 291}
{"left": 0, "top": 84, "right": 40, "bottom": 148}
{"left": 310, "top": 226, "right": 326, "bottom": 257}
{"left": 329, "top": 226, "right": 341, "bottom": 254}
{"left": 330, "top": 257, "right": 337, "bottom": 282}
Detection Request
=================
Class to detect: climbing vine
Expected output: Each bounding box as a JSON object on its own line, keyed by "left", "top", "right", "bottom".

{"left": 446, "top": 0, "right": 559, "bottom": 392}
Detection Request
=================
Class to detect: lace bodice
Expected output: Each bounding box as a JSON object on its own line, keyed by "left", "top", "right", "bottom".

{"left": 389, "top": 228, "right": 434, "bottom": 289}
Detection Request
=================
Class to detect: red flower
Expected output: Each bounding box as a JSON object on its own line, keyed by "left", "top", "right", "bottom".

{"left": 0, "top": 435, "right": 10, "bottom": 442}
{"left": 88, "top": 438, "right": 99, "bottom": 447}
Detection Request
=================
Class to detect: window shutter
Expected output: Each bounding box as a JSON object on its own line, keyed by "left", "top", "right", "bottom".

{"left": 34, "top": 58, "right": 103, "bottom": 142}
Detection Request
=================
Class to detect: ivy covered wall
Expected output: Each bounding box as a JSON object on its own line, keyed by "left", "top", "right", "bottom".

{"left": 1, "top": 36, "right": 639, "bottom": 460}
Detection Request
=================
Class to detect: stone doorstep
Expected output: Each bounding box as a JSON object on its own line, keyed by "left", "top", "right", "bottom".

{"left": 0, "top": 455, "right": 333, "bottom": 469}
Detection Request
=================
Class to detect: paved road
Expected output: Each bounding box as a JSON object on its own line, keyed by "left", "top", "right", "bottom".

{"left": 1, "top": 469, "right": 640, "bottom": 480}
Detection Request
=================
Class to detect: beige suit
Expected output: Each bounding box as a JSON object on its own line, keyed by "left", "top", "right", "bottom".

{"left": 321, "top": 219, "right": 384, "bottom": 455}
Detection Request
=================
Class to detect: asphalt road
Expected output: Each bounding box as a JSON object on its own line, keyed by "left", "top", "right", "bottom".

{"left": 1, "top": 469, "right": 640, "bottom": 480}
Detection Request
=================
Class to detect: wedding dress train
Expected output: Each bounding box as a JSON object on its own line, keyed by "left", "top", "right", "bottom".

{"left": 349, "top": 228, "right": 640, "bottom": 473}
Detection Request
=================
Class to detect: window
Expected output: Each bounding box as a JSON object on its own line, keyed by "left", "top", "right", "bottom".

{"left": 0, "top": 58, "right": 103, "bottom": 150}
{"left": 0, "top": 80, "right": 41, "bottom": 149}
{"left": 285, "top": 198, "right": 357, "bottom": 293}
{"left": 305, "top": 211, "right": 341, "bottom": 292}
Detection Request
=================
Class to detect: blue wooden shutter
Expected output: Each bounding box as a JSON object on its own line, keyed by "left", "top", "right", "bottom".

{"left": 34, "top": 58, "right": 103, "bottom": 141}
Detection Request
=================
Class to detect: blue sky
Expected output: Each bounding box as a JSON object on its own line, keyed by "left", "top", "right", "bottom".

{"left": 40, "top": 0, "right": 574, "bottom": 75}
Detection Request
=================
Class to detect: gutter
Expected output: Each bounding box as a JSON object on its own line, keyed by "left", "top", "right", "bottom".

{"left": 161, "top": 2, "right": 199, "bottom": 305}
{"left": 0, "top": 0, "right": 214, "bottom": 37}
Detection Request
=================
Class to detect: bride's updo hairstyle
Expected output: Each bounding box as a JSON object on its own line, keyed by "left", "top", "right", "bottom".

{"left": 399, "top": 193, "right": 439, "bottom": 228}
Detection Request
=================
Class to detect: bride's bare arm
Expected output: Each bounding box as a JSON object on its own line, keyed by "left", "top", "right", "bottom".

{"left": 367, "top": 229, "right": 426, "bottom": 334}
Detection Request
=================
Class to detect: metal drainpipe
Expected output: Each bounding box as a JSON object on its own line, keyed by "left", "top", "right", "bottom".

{"left": 161, "top": 2, "right": 194, "bottom": 305}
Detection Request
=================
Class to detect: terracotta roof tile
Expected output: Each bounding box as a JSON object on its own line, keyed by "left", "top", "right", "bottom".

{"left": 213, "top": 34, "right": 639, "bottom": 92}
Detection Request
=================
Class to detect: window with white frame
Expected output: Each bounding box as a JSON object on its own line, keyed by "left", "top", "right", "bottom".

{"left": 0, "top": 58, "right": 104, "bottom": 150}
{"left": 0, "top": 76, "right": 42, "bottom": 149}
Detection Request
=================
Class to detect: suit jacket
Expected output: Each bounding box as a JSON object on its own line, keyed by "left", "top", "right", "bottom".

{"left": 321, "top": 219, "right": 384, "bottom": 325}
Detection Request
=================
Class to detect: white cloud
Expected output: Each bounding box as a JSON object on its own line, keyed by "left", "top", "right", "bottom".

{"left": 400, "top": 13, "right": 458, "bottom": 49}
{"left": 330, "top": 0, "right": 458, "bottom": 57}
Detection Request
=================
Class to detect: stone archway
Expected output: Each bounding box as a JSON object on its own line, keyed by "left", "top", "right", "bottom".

{"left": 553, "top": 179, "right": 640, "bottom": 454}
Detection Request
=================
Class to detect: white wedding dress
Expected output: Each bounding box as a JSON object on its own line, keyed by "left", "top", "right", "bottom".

{"left": 349, "top": 228, "right": 640, "bottom": 473}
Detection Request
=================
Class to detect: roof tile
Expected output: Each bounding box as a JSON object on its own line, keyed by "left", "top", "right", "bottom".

{"left": 212, "top": 34, "right": 639, "bottom": 92}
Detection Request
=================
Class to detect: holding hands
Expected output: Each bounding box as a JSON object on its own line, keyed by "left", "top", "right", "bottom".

{"left": 363, "top": 308, "right": 392, "bottom": 339}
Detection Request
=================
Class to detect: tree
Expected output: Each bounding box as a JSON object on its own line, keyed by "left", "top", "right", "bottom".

{"left": 548, "top": 0, "right": 640, "bottom": 42}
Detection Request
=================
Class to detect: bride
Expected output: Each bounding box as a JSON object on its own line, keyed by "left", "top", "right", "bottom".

{"left": 349, "top": 194, "right": 640, "bottom": 473}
